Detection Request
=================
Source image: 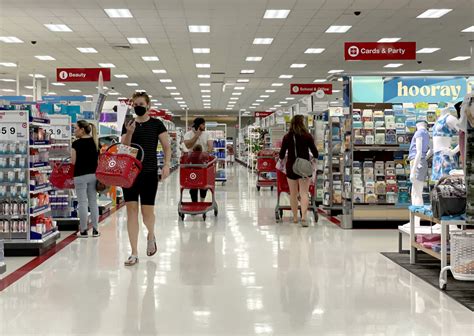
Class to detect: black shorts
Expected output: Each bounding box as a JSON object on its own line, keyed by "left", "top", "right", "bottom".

{"left": 123, "top": 171, "right": 159, "bottom": 206}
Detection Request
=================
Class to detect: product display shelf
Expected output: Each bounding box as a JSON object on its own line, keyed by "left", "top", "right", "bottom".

{"left": 207, "top": 123, "right": 227, "bottom": 185}
{"left": 0, "top": 239, "right": 5, "bottom": 275}
{"left": 0, "top": 110, "right": 59, "bottom": 256}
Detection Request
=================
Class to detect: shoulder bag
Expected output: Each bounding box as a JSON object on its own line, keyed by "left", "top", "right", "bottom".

{"left": 292, "top": 135, "right": 313, "bottom": 178}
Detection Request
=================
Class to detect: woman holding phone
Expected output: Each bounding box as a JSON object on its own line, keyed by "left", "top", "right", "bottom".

{"left": 121, "top": 92, "right": 171, "bottom": 266}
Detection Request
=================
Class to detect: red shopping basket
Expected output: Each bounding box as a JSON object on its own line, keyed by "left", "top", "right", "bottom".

{"left": 50, "top": 160, "right": 75, "bottom": 189}
{"left": 96, "top": 143, "right": 143, "bottom": 188}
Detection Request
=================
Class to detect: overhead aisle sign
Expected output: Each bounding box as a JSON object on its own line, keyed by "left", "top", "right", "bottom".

{"left": 344, "top": 42, "right": 416, "bottom": 61}
{"left": 290, "top": 84, "right": 332, "bottom": 95}
{"left": 56, "top": 68, "right": 111, "bottom": 82}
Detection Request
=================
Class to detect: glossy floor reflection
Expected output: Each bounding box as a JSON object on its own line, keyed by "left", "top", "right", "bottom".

{"left": 1, "top": 165, "right": 473, "bottom": 335}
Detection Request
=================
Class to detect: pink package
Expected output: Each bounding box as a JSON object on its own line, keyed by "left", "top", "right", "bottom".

{"left": 422, "top": 241, "right": 440, "bottom": 249}
{"left": 416, "top": 234, "right": 441, "bottom": 244}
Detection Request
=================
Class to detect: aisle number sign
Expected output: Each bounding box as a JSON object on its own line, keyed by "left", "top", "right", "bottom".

{"left": 56, "top": 68, "right": 111, "bottom": 82}
{"left": 344, "top": 42, "right": 416, "bottom": 61}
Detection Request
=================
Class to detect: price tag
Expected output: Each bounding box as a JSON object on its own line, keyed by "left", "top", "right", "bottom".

{"left": 1, "top": 123, "right": 27, "bottom": 141}
{"left": 47, "top": 125, "right": 70, "bottom": 140}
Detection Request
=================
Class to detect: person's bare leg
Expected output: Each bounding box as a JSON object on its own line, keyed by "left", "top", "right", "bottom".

{"left": 126, "top": 202, "right": 139, "bottom": 256}
{"left": 142, "top": 205, "right": 157, "bottom": 256}
{"left": 287, "top": 178, "right": 299, "bottom": 223}
{"left": 298, "top": 178, "right": 311, "bottom": 221}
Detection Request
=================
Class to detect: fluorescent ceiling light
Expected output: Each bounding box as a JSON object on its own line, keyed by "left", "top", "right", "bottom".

{"left": 304, "top": 48, "right": 325, "bottom": 54}
{"left": 286, "top": 97, "right": 295, "bottom": 100}
{"left": 174, "top": 97, "right": 183, "bottom": 100}
{"left": 202, "top": 99, "right": 211, "bottom": 102}
{"left": 461, "top": 26, "right": 474, "bottom": 32}
{"left": 142, "top": 56, "right": 159, "bottom": 61}
{"left": 420, "top": 69, "right": 435, "bottom": 72}
{"left": 22, "top": 94, "right": 33, "bottom": 98}
{"left": 325, "top": 25, "right": 351, "bottom": 33}
{"left": 114, "top": 74, "right": 128, "bottom": 78}
{"left": 333, "top": 90, "right": 341, "bottom": 93}
{"left": 384, "top": 63, "right": 403, "bottom": 68}
{"left": 77, "top": 47, "right": 98, "bottom": 53}
{"left": 279, "top": 101, "right": 287, "bottom": 104}
{"left": 28, "top": 74, "right": 45, "bottom": 78}
{"left": 241, "top": 70, "right": 255, "bottom": 74}
{"left": 201, "top": 89, "right": 211, "bottom": 93}
{"left": 232, "top": 92, "right": 242, "bottom": 96}
{"left": 189, "top": 25, "right": 210, "bottom": 33}
{"left": 290, "top": 64, "right": 306, "bottom": 68}
{"left": 416, "top": 48, "right": 440, "bottom": 53}
{"left": 151, "top": 99, "right": 158, "bottom": 102}
{"left": 266, "top": 90, "right": 276, "bottom": 93}
{"left": 196, "top": 63, "right": 211, "bottom": 68}
{"left": 46, "top": 92, "right": 56, "bottom": 95}
{"left": 199, "top": 83, "right": 211, "bottom": 86}
{"left": 24, "top": 86, "right": 34, "bottom": 89}
{"left": 237, "top": 79, "right": 250, "bottom": 83}
{"left": 256, "top": 99, "right": 264, "bottom": 102}
{"left": 0, "top": 78, "right": 15, "bottom": 82}
{"left": 99, "top": 63, "right": 115, "bottom": 68}
{"left": 417, "top": 9, "right": 452, "bottom": 19}
{"left": 253, "top": 38, "right": 273, "bottom": 45}
{"left": 274, "top": 105, "right": 282, "bottom": 107}
{"left": 378, "top": 38, "right": 401, "bottom": 43}
{"left": 226, "top": 108, "right": 232, "bottom": 111}
{"left": 0, "top": 36, "right": 24, "bottom": 43}
{"left": 246, "top": 56, "right": 262, "bottom": 62}
{"left": 260, "top": 95, "right": 270, "bottom": 98}
{"left": 264, "top": 9, "right": 291, "bottom": 19}
{"left": 84, "top": 95, "right": 93, "bottom": 98}
{"left": 104, "top": 9, "right": 133, "bottom": 18}
{"left": 126, "top": 83, "right": 139, "bottom": 86}
{"left": 328, "top": 69, "right": 344, "bottom": 73}
{"left": 170, "top": 92, "right": 181, "bottom": 96}
{"left": 230, "top": 97, "right": 239, "bottom": 100}
{"left": 108, "top": 92, "right": 119, "bottom": 95}
{"left": 69, "top": 89, "right": 81, "bottom": 93}
{"left": 152, "top": 69, "right": 167, "bottom": 74}
{"left": 204, "top": 107, "right": 211, "bottom": 109}
{"left": 44, "top": 24, "right": 72, "bottom": 32}
{"left": 193, "top": 48, "right": 210, "bottom": 54}
{"left": 252, "top": 103, "right": 260, "bottom": 106}
{"left": 249, "top": 107, "right": 256, "bottom": 109}
{"left": 313, "top": 79, "right": 326, "bottom": 83}
{"left": 160, "top": 79, "right": 172, "bottom": 83}
{"left": 127, "top": 37, "right": 148, "bottom": 44}
{"left": 198, "top": 74, "right": 210, "bottom": 79}
{"left": 135, "top": 89, "right": 146, "bottom": 93}
{"left": 234, "top": 87, "right": 245, "bottom": 90}
{"left": 165, "top": 86, "right": 177, "bottom": 90}
{"left": 279, "top": 74, "right": 293, "bottom": 79}
{"left": 1, "top": 89, "right": 15, "bottom": 92}
{"left": 450, "top": 56, "right": 471, "bottom": 61}
{"left": 51, "top": 82, "right": 65, "bottom": 86}
{"left": 202, "top": 95, "right": 211, "bottom": 98}
{"left": 34, "top": 55, "right": 55, "bottom": 61}
{"left": 272, "top": 83, "right": 284, "bottom": 87}
{"left": 0, "top": 62, "right": 17, "bottom": 67}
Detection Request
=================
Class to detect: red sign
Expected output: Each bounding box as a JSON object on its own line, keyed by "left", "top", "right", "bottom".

{"left": 148, "top": 109, "right": 167, "bottom": 118}
{"left": 290, "top": 84, "right": 332, "bottom": 95}
{"left": 255, "top": 111, "right": 274, "bottom": 118}
{"left": 344, "top": 42, "right": 416, "bottom": 61}
{"left": 56, "top": 68, "right": 111, "bottom": 82}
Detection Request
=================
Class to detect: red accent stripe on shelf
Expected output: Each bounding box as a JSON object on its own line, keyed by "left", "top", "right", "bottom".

{"left": 317, "top": 208, "right": 341, "bottom": 227}
{"left": 0, "top": 232, "right": 77, "bottom": 292}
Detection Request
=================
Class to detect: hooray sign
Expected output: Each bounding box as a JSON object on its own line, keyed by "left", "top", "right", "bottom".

{"left": 344, "top": 42, "right": 416, "bottom": 61}
{"left": 56, "top": 68, "right": 111, "bottom": 82}
{"left": 290, "top": 84, "right": 332, "bottom": 95}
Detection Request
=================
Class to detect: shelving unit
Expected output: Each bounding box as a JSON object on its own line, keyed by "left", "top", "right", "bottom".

{"left": 207, "top": 123, "right": 227, "bottom": 185}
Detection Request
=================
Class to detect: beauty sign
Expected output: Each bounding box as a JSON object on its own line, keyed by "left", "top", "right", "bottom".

{"left": 56, "top": 68, "right": 111, "bottom": 82}
{"left": 344, "top": 42, "right": 416, "bottom": 61}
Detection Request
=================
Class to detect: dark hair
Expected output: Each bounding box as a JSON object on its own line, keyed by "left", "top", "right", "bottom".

{"left": 289, "top": 114, "right": 308, "bottom": 136}
{"left": 131, "top": 91, "right": 150, "bottom": 105}
{"left": 454, "top": 101, "right": 462, "bottom": 119}
{"left": 193, "top": 144, "right": 203, "bottom": 152}
{"left": 77, "top": 120, "right": 98, "bottom": 149}
{"left": 193, "top": 117, "right": 206, "bottom": 130}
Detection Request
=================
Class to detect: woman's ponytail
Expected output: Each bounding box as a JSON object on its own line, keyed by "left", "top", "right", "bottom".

{"left": 89, "top": 123, "right": 99, "bottom": 150}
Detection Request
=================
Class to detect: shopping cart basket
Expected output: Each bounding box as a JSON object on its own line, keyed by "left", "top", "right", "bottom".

{"left": 256, "top": 149, "right": 277, "bottom": 191}
{"left": 439, "top": 232, "right": 474, "bottom": 289}
{"left": 50, "top": 159, "right": 75, "bottom": 189}
{"left": 96, "top": 143, "right": 143, "bottom": 188}
{"left": 275, "top": 168, "right": 317, "bottom": 222}
{"left": 178, "top": 156, "right": 218, "bottom": 220}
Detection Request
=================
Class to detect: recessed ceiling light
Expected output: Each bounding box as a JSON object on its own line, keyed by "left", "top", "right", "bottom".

{"left": 189, "top": 25, "right": 210, "bottom": 33}
{"left": 114, "top": 74, "right": 128, "bottom": 78}
{"left": 160, "top": 79, "right": 173, "bottom": 83}
{"left": 249, "top": 106, "right": 256, "bottom": 109}
{"left": 174, "top": 97, "right": 183, "bottom": 100}
{"left": 241, "top": 70, "right": 255, "bottom": 74}
{"left": 328, "top": 69, "right": 344, "bottom": 73}
{"left": 416, "top": 48, "right": 440, "bottom": 53}
{"left": 99, "top": 63, "right": 115, "bottom": 68}
{"left": 151, "top": 99, "right": 158, "bottom": 102}
{"left": 260, "top": 95, "right": 270, "bottom": 98}
{"left": 204, "top": 106, "right": 211, "bottom": 109}
{"left": 127, "top": 37, "right": 148, "bottom": 44}
{"left": 253, "top": 38, "right": 273, "bottom": 45}
{"left": 325, "top": 25, "right": 352, "bottom": 33}
{"left": 44, "top": 24, "right": 72, "bottom": 32}
{"left": 232, "top": 92, "right": 242, "bottom": 96}
{"left": 263, "top": 9, "right": 291, "bottom": 19}
{"left": 230, "top": 97, "right": 239, "bottom": 100}
{"left": 417, "top": 9, "right": 452, "bottom": 19}
{"left": 266, "top": 90, "right": 276, "bottom": 93}
{"left": 0, "top": 78, "right": 15, "bottom": 82}
{"left": 1, "top": 89, "right": 15, "bottom": 92}
{"left": 199, "top": 83, "right": 211, "bottom": 86}
{"left": 234, "top": 87, "right": 245, "bottom": 90}
{"left": 333, "top": 90, "right": 341, "bottom": 93}
{"left": 0, "top": 62, "right": 17, "bottom": 67}
{"left": 286, "top": 97, "right": 295, "bottom": 100}
{"left": 84, "top": 95, "right": 94, "bottom": 98}
{"left": 104, "top": 8, "right": 133, "bottom": 18}
{"left": 28, "top": 74, "right": 45, "bottom": 78}
{"left": 252, "top": 103, "right": 260, "bottom": 106}
{"left": 24, "top": 86, "right": 34, "bottom": 89}
{"left": 196, "top": 63, "right": 211, "bottom": 68}
{"left": 165, "top": 86, "right": 177, "bottom": 90}
{"left": 461, "top": 26, "right": 474, "bottom": 32}
{"left": 0, "top": 36, "right": 24, "bottom": 43}
{"left": 256, "top": 99, "right": 264, "bottom": 102}
{"left": 69, "top": 89, "right": 81, "bottom": 93}
{"left": 269, "top": 108, "right": 277, "bottom": 111}
{"left": 225, "top": 108, "right": 233, "bottom": 111}
{"left": 22, "top": 94, "right": 33, "bottom": 98}
{"left": 46, "top": 92, "right": 56, "bottom": 95}
{"left": 279, "top": 101, "right": 287, "bottom": 104}
{"left": 290, "top": 63, "right": 306, "bottom": 68}
{"left": 202, "top": 95, "right": 211, "bottom": 98}
{"left": 384, "top": 63, "right": 403, "bottom": 68}
{"left": 450, "top": 56, "right": 471, "bottom": 61}
{"left": 237, "top": 79, "right": 250, "bottom": 83}
{"left": 279, "top": 74, "right": 293, "bottom": 79}
{"left": 193, "top": 48, "right": 210, "bottom": 54}
{"left": 198, "top": 74, "right": 211, "bottom": 79}
{"left": 274, "top": 105, "right": 282, "bottom": 107}
{"left": 51, "top": 82, "right": 65, "bottom": 86}
{"left": 170, "top": 92, "right": 181, "bottom": 96}
{"left": 272, "top": 83, "right": 284, "bottom": 86}
{"left": 142, "top": 56, "right": 159, "bottom": 61}
{"left": 126, "top": 83, "right": 139, "bottom": 86}
{"left": 108, "top": 92, "right": 120, "bottom": 95}
{"left": 152, "top": 69, "right": 167, "bottom": 74}
{"left": 202, "top": 99, "right": 211, "bottom": 102}
{"left": 77, "top": 47, "right": 98, "bottom": 53}
{"left": 313, "top": 79, "right": 326, "bottom": 83}
{"left": 378, "top": 38, "right": 401, "bottom": 43}
{"left": 201, "top": 90, "right": 211, "bottom": 93}
{"left": 135, "top": 89, "right": 146, "bottom": 93}
{"left": 246, "top": 56, "right": 263, "bottom": 62}
{"left": 304, "top": 48, "right": 325, "bottom": 54}
{"left": 420, "top": 69, "right": 435, "bottom": 72}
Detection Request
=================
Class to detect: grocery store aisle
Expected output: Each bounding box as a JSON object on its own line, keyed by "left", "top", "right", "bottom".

{"left": 1, "top": 165, "right": 473, "bottom": 335}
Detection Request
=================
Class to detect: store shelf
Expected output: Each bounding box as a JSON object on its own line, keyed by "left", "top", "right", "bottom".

{"left": 4, "top": 230, "right": 60, "bottom": 256}
{"left": 0, "top": 182, "right": 24, "bottom": 187}
{"left": 30, "top": 205, "right": 51, "bottom": 217}
{"left": 353, "top": 145, "right": 409, "bottom": 151}
{"left": 0, "top": 153, "right": 27, "bottom": 158}
{"left": 29, "top": 116, "right": 50, "bottom": 126}
{"left": 30, "top": 161, "right": 50, "bottom": 169}
{"left": 30, "top": 183, "right": 51, "bottom": 194}
{"left": 0, "top": 214, "right": 28, "bottom": 219}
{"left": 411, "top": 241, "right": 447, "bottom": 261}
{"left": 29, "top": 141, "right": 51, "bottom": 148}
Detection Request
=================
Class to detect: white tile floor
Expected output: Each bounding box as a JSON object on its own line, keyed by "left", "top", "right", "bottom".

{"left": 1, "top": 165, "right": 473, "bottom": 335}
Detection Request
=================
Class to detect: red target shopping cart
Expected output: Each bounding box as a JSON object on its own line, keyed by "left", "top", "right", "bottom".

{"left": 275, "top": 168, "right": 317, "bottom": 222}
{"left": 178, "top": 155, "right": 218, "bottom": 221}
{"left": 256, "top": 149, "right": 277, "bottom": 191}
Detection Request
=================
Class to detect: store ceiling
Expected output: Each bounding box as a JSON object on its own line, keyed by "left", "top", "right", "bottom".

{"left": 0, "top": 0, "right": 473, "bottom": 117}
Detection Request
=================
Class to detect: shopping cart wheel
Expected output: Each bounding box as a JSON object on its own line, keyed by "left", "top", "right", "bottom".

{"left": 271, "top": 186, "right": 274, "bottom": 191}
{"left": 179, "top": 212, "right": 185, "bottom": 220}
{"left": 203, "top": 214, "right": 207, "bottom": 220}
{"left": 257, "top": 186, "right": 261, "bottom": 191}
{"left": 275, "top": 211, "right": 281, "bottom": 221}
{"left": 214, "top": 209, "right": 218, "bottom": 216}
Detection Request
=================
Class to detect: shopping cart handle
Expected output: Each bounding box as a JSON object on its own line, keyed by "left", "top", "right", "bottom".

{"left": 180, "top": 157, "right": 217, "bottom": 168}
{"left": 104, "top": 142, "right": 145, "bottom": 162}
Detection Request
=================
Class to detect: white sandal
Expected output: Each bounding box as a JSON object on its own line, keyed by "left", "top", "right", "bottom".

{"left": 124, "top": 255, "right": 139, "bottom": 266}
